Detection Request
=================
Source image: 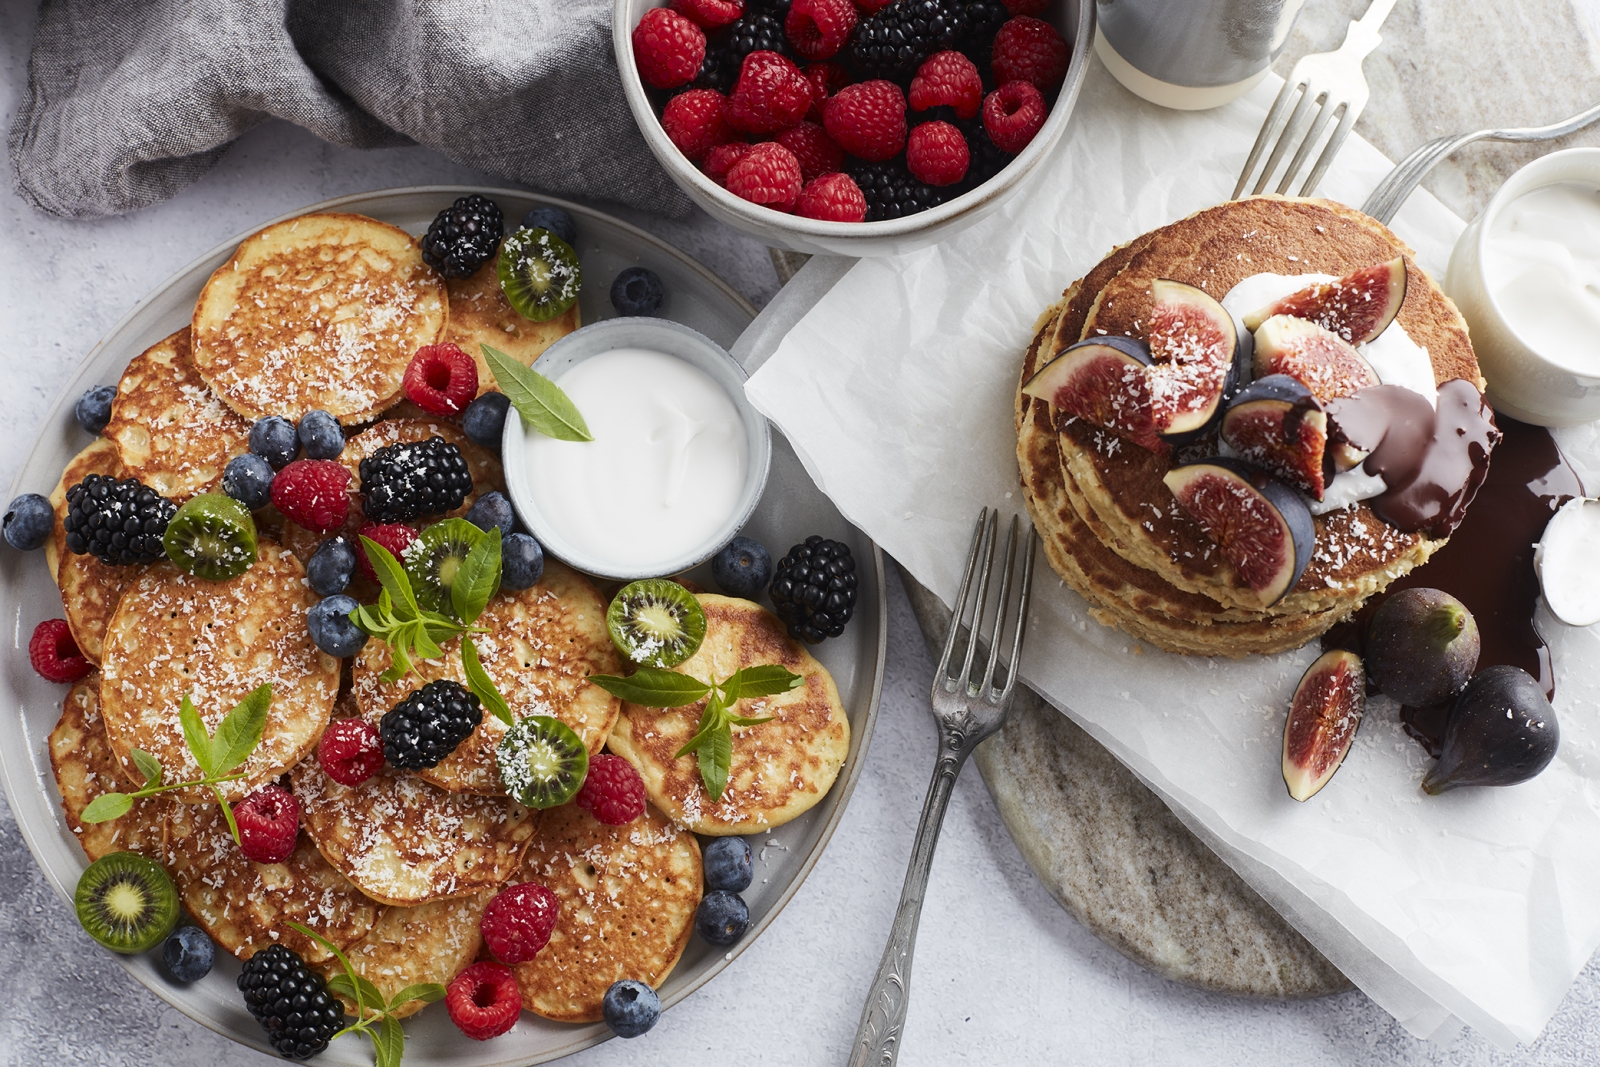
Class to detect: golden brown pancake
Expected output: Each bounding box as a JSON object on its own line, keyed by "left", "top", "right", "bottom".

{"left": 444, "top": 259, "right": 581, "bottom": 395}
{"left": 48, "top": 673, "right": 171, "bottom": 860}
{"left": 46, "top": 439, "right": 140, "bottom": 665}
{"left": 320, "top": 893, "right": 490, "bottom": 1019}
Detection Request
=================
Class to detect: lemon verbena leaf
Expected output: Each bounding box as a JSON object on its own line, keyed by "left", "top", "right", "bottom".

{"left": 178, "top": 694, "right": 215, "bottom": 778}
{"left": 590, "top": 669, "right": 710, "bottom": 708}
{"left": 374, "top": 1013, "right": 405, "bottom": 1067}
{"left": 130, "top": 748, "right": 163, "bottom": 788}
{"left": 360, "top": 536, "right": 421, "bottom": 618}
{"left": 388, "top": 983, "right": 446, "bottom": 1011}
{"left": 462, "top": 636, "right": 513, "bottom": 727}
{"left": 80, "top": 792, "right": 133, "bottom": 823}
{"left": 453, "top": 526, "right": 502, "bottom": 625}
{"left": 698, "top": 725, "right": 732, "bottom": 802}
{"left": 483, "top": 344, "right": 593, "bottom": 442}
{"left": 212, "top": 683, "right": 271, "bottom": 776}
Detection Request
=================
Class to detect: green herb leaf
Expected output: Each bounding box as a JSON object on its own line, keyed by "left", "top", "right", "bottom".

{"left": 214, "top": 787, "right": 241, "bottom": 845}
{"left": 452, "top": 526, "right": 502, "bottom": 625}
{"left": 361, "top": 536, "right": 420, "bottom": 618}
{"left": 287, "top": 921, "right": 367, "bottom": 1018}
{"left": 409, "top": 618, "right": 444, "bottom": 662}
{"left": 130, "top": 748, "right": 164, "bottom": 789}
{"left": 381, "top": 640, "right": 415, "bottom": 684}
{"left": 374, "top": 1013, "right": 405, "bottom": 1067}
{"left": 80, "top": 792, "right": 134, "bottom": 823}
{"left": 674, "top": 694, "right": 725, "bottom": 759}
{"left": 590, "top": 669, "right": 712, "bottom": 708}
{"left": 387, "top": 983, "right": 446, "bottom": 1012}
{"left": 720, "top": 665, "right": 805, "bottom": 703}
{"left": 483, "top": 344, "right": 593, "bottom": 442}
{"left": 325, "top": 972, "right": 360, "bottom": 1004}
{"left": 699, "top": 726, "right": 732, "bottom": 802}
{"left": 462, "top": 636, "right": 513, "bottom": 727}
{"left": 178, "top": 694, "right": 216, "bottom": 778}
{"left": 212, "top": 684, "right": 271, "bottom": 775}
{"left": 725, "top": 711, "right": 777, "bottom": 727}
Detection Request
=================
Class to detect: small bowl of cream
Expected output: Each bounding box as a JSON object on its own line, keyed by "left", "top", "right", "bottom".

{"left": 501, "top": 317, "right": 770, "bottom": 581}
{"left": 1446, "top": 147, "right": 1600, "bottom": 426}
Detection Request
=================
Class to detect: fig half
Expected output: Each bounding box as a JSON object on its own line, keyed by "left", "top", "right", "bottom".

{"left": 1145, "top": 279, "right": 1238, "bottom": 444}
{"left": 1021, "top": 336, "right": 1163, "bottom": 453}
{"left": 1162, "top": 457, "right": 1314, "bottom": 606}
{"left": 1220, "top": 375, "right": 1329, "bottom": 499}
{"left": 1243, "top": 257, "right": 1408, "bottom": 345}
{"left": 1423, "top": 665, "right": 1559, "bottom": 794}
{"left": 1282, "top": 649, "right": 1366, "bottom": 802}
{"left": 1252, "top": 315, "right": 1380, "bottom": 404}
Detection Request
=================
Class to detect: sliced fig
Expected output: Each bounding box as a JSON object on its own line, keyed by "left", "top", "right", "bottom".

{"left": 1252, "top": 315, "right": 1380, "bottom": 404}
{"left": 1161, "top": 457, "right": 1314, "bottom": 606}
{"left": 1243, "top": 257, "right": 1407, "bottom": 345}
{"left": 1422, "top": 665, "right": 1559, "bottom": 794}
{"left": 1220, "top": 375, "right": 1329, "bottom": 499}
{"left": 1022, "top": 336, "right": 1164, "bottom": 453}
{"left": 1145, "top": 279, "right": 1237, "bottom": 443}
{"left": 1282, "top": 649, "right": 1366, "bottom": 802}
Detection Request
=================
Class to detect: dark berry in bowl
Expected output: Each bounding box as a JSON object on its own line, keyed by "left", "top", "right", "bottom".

{"left": 770, "top": 535, "right": 858, "bottom": 643}
{"left": 75, "top": 384, "right": 117, "bottom": 435}
{"left": 711, "top": 536, "right": 772, "bottom": 599}
{"left": 610, "top": 266, "right": 666, "bottom": 317}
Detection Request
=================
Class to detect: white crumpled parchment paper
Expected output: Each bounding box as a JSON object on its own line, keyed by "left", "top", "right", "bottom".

{"left": 741, "top": 63, "right": 1600, "bottom": 1048}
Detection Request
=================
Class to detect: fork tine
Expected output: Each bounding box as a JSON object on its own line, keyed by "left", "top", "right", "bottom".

{"left": 1276, "top": 96, "right": 1340, "bottom": 195}
{"left": 996, "top": 528, "right": 1037, "bottom": 706}
{"left": 935, "top": 508, "right": 988, "bottom": 687}
{"left": 1251, "top": 86, "right": 1320, "bottom": 196}
{"left": 1297, "top": 102, "right": 1357, "bottom": 196}
{"left": 976, "top": 516, "right": 1018, "bottom": 700}
{"left": 1233, "top": 79, "right": 1302, "bottom": 199}
{"left": 955, "top": 510, "right": 999, "bottom": 693}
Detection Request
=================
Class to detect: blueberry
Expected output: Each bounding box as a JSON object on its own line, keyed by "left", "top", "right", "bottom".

{"left": 462, "top": 392, "right": 511, "bottom": 449}
{"left": 3, "top": 494, "right": 52, "bottom": 551}
{"left": 248, "top": 415, "right": 299, "bottom": 470}
{"left": 465, "top": 491, "right": 515, "bottom": 536}
{"left": 307, "top": 595, "right": 367, "bottom": 658}
{"left": 695, "top": 889, "right": 750, "bottom": 946}
{"left": 502, "top": 532, "right": 545, "bottom": 590}
{"left": 601, "top": 979, "right": 661, "bottom": 1038}
{"left": 297, "top": 409, "right": 345, "bottom": 460}
{"left": 161, "top": 926, "right": 214, "bottom": 982}
{"left": 702, "top": 837, "right": 753, "bottom": 892}
{"left": 610, "top": 267, "right": 665, "bottom": 317}
{"left": 710, "top": 536, "right": 772, "bottom": 600}
{"left": 74, "top": 385, "right": 117, "bottom": 435}
{"left": 222, "top": 453, "right": 274, "bottom": 511}
{"left": 306, "top": 536, "right": 357, "bottom": 597}
{"left": 519, "top": 206, "right": 577, "bottom": 246}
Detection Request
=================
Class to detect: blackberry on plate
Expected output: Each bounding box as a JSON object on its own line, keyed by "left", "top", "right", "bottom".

{"left": 359, "top": 435, "right": 473, "bottom": 524}
{"left": 381, "top": 678, "right": 483, "bottom": 769}
{"left": 63, "top": 474, "right": 176, "bottom": 566}
{"left": 421, "top": 194, "right": 505, "bottom": 279}
{"left": 769, "top": 535, "right": 859, "bottom": 643}
{"left": 236, "top": 943, "right": 344, "bottom": 1060}
{"left": 849, "top": 159, "right": 947, "bottom": 221}
{"left": 850, "top": 0, "right": 965, "bottom": 84}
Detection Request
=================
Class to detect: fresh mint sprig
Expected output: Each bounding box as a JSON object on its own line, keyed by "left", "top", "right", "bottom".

{"left": 482, "top": 343, "right": 592, "bottom": 442}
{"left": 286, "top": 921, "right": 444, "bottom": 1067}
{"left": 589, "top": 665, "right": 802, "bottom": 801}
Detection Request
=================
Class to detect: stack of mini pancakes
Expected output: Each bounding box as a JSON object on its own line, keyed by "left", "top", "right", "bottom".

{"left": 1016, "top": 196, "right": 1485, "bottom": 657}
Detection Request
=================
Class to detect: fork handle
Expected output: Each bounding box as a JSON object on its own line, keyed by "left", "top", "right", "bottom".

{"left": 846, "top": 735, "right": 973, "bottom": 1067}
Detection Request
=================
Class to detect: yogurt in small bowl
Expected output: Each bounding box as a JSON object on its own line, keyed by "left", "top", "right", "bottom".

{"left": 502, "top": 318, "right": 771, "bottom": 580}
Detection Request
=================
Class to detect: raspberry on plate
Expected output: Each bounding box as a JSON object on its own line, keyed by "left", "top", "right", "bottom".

{"left": 672, "top": 0, "right": 743, "bottom": 30}
{"left": 991, "top": 15, "right": 1069, "bottom": 91}
{"left": 909, "top": 50, "right": 982, "bottom": 121}
{"left": 355, "top": 521, "right": 418, "bottom": 581}
{"left": 29, "top": 619, "right": 91, "bottom": 683}
{"left": 234, "top": 783, "right": 299, "bottom": 864}
{"left": 633, "top": 8, "right": 707, "bottom": 90}
{"left": 447, "top": 961, "right": 522, "bottom": 1040}
{"left": 704, "top": 141, "right": 753, "bottom": 186}
{"left": 403, "top": 343, "right": 478, "bottom": 416}
{"left": 270, "top": 458, "right": 351, "bottom": 535}
{"left": 823, "top": 80, "right": 907, "bottom": 162}
{"left": 795, "top": 172, "right": 867, "bottom": 221}
{"left": 576, "top": 753, "right": 648, "bottom": 825}
{"left": 663, "top": 89, "right": 737, "bottom": 161}
{"left": 784, "top": 0, "right": 857, "bottom": 61}
{"left": 318, "top": 718, "right": 385, "bottom": 787}
{"left": 983, "top": 79, "right": 1048, "bottom": 153}
{"left": 906, "top": 119, "right": 970, "bottom": 186}
{"left": 775, "top": 121, "right": 844, "bottom": 182}
{"left": 803, "top": 60, "right": 849, "bottom": 121}
{"left": 726, "top": 50, "right": 813, "bottom": 135}
{"left": 725, "top": 141, "right": 804, "bottom": 211}
{"left": 481, "top": 881, "right": 560, "bottom": 963}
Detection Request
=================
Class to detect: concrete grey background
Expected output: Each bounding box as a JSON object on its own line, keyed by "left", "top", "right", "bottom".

{"left": 5, "top": 0, "right": 1600, "bottom": 1063}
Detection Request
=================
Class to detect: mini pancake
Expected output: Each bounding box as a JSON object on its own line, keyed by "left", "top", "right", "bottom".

{"left": 48, "top": 673, "right": 170, "bottom": 860}
{"left": 46, "top": 438, "right": 140, "bottom": 664}
{"left": 321, "top": 893, "right": 490, "bottom": 1020}
{"left": 98, "top": 542, "right": 339, "bottom": 802}
{"left": 513, "top": 802, "right": 701, "bottom": 1023}
{"left": 102, "top": 327, "right": 250, "bottom": 500}
{"left": 351, "top": 560, "right": 620, "bottom": 794}
{"left": 606, "top": 594, "right": 850, "bottom": 835}
{"left": 190, "top": 212, "right": 448, "bottom": 425}
{"left": 444, "top": 258, "right": 581, "bottom": 395}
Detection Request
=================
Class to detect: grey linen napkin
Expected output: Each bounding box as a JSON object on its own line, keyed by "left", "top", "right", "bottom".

{"left": 9, "top": 0, "right": 692, "bottom": 219}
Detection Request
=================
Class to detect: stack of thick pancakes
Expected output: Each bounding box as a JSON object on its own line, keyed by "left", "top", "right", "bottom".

{"left": 1016, "top": 196, "right": 1483, "bottom": 657}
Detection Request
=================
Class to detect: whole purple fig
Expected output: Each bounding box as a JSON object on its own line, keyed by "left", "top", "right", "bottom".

{"left": 1365, "top": 588, "right": 1479, "bottom": 707}
{"left": 1422, "top": 666, "right": 1559, "bottom": 794}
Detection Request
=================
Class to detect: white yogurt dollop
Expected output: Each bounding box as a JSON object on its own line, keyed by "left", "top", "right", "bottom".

{"left": 522, "top": 348, "right": 747, "bottom": 571}
{"left": 1484, "top": 181, "right": 1600, "bottom": 377}
{"left": 1535, "top": 497, "right": 1600, "bottom": 626}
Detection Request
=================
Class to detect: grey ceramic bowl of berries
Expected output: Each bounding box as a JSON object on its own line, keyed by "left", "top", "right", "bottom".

{"left": 615, "top": 0, "right": 1093, "bottom": 256}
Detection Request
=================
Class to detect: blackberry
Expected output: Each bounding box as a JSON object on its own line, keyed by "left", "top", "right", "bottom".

{"left": 62, "top": 474, "right": 176, "bottom": 566}
{"left": 236, "top": 943, "right": 343, "bottom": 1060}
{"left": 959, "top": 0, "right": 1008, "bottom": 67}
{"left": 381, "top": 678, "right": 483, "bottom": 769}
{"left": 849, "top": 159, "right": 947, "bottom": 220}
{"left": 698, "top": 11, "right": 788, "bottom": 90}
{"left": 850, "top": 0, "right": 965, "bottom": 84}
{"left": 961, "top": 122, "right": 1013, "bottom": 192}
{"left": 421, "top": 194, "right": 505, "bottom": 279}
{"left": 359, "top": 435, "right": 473, "bottom": 524}
{"left": 769, "top": 535, "right": 859, "bottom": 643}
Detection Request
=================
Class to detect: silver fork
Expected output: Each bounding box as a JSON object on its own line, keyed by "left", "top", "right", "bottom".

{"left": 1232, "top": 0, "right": 1398, "bottom": 200}
{"left": 846, "top": 509, "right": 1036, "bottom": 1067}
{"left": 1360, "top": 101, "right": 1600, "bottom": 224}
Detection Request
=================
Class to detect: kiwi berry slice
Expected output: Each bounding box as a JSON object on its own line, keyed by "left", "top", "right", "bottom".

{"left": 607, "top": 579, "right": 706, "bottom": 668}
{"left": 497, "top": 227, "right": 582, "bottom": 323}
{"left": 405, "top": 518, "right": 485, "bottom": 615}
{"left": 74, "top": 851, "right": 179, "bottom": 954}
{"left": 496, "top": 715, "right": 589, "bottom": 809}
{"left": 162, "top": 492, "right": 257, "bottom": 580}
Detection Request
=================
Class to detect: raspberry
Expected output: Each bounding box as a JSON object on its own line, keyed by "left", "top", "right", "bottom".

{"left": 446, "top": 961, "right": 522, "bottom": 1041}
{"left": 575, "top": 754, "right": 648, "bottom": 825}
{"left": 1002, "top": 0, "right": 1048, "bottom": 14}
{"left": 856, "top": 0, "right": 894, "bottom": 12}
{"left": 822, "top": 80, "right": 906, "bottom": 162}
{"left": 235, "top": 783, "right": 299, "bottom": 864}
{"left": 673, "top": 0, "right": 743, "bottom": 30}
{"left": 725, "top": 141, "right": 804, "bottom": 211}
{"left": 355, "top": 521, "right": 418, "bottom": 581}
{"left": 29, "top": 620, "right": 90, "bottom": 683}
{"left": 726, "top": 51, "right": 813, "bottom": 135}
{"left": 775, "top": 121, "right": 844, "bottom": 182}
{"left": 270, "top": 459, "right": 351, "bottom": 535}
{"left": 403, "top": 343, "right": 478, "bottom": 416}
{"left": 704, "top": 141, "right": 752, "bottom": 186}
{"left": 633, "top": 8, "right": 707, "bottom": 90}
{"left": 983, "top": 79, "right": 1047, "bottom": 153}
{"left": 317, "top": 719, "right": 384, "bottom": 787}
{"left": 663, "top": 89, "right": 737, "bottom": 161}
{"left": 909, "top": 50, "right": 982, "bottom": 121}
{"left": 795, "top": 172, "right": 867, "bottom": 221}
{"left": 784, "top": 0, "right": 856, "bottom": 61}
{"left": 905, "top": 119, "right": 969, "bottom": 186}
{"left": 481, "top": 882, "right": 561, "bottom": 963}
{"left": 991, "top": 16, "right": 1069, "bottom": 91}
{"left": 803, "top": 61, "right": 849, "bottom": 121}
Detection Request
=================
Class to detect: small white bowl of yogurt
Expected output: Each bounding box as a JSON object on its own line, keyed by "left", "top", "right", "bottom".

{"left": 1446, "top": 148, "right": 1600, "bottom": 426}
{"left": 501, "top": 318, "right": 771, "bottom": 580}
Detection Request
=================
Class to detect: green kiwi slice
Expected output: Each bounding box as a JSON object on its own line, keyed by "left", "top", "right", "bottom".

{"left": 162, "top": 492, "right": 257, "bottom": 580}
{"left": 496, "top": 715, "right": 589, "bottom": 809}
{"left": 74, "top": 851, "right": 179, "bottom": 954}
{"left": 497, "top": 227, "right": 582, "bottom": 322}
{"left": 405, "top": 518, "right": 485, "bottom": 615}
{"left": 607, "top": 579, "right": 706, "bottom": 668}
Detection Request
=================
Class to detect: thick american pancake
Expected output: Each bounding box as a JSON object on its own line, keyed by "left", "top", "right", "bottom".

{"left": 321, "top": 894, "right": 490, "bottom": 1020}
{"left": 444, "top": 259, "right": 581, "bottom": 395}
{"left": 513, "top": 802, "right": 700, "bottom": 1023}
{"left": 48, "top": 673, "right": 171, "bottom": 859}
{"left": 46, "top": 438, "right": 140, "bottom": 664}
{"left": 102, "top": 327, "right": 250, "bottom": 500}
{"left": 351, "top": 560, "right": 619, "bottom": 794}
{"left": 98, "top": 543, "right": 339, "bottom": 802}
{"left": 606, "top": 594, "right": 849, "bottom": 834}
{"left": 190, "top": 212, "right": 447, "bottom": 425}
